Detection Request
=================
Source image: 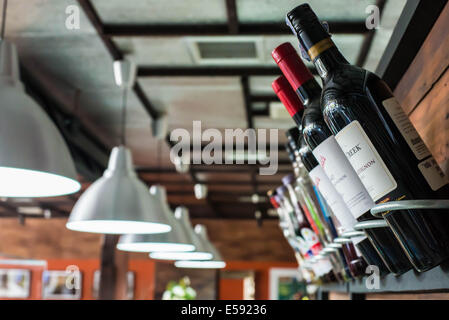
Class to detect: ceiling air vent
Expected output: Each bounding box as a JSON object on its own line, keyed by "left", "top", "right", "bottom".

{"left": 186, "top": 37, "right": 264, "bottom": 65}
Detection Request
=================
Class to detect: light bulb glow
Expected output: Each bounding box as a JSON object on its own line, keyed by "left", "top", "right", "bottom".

{"left": 0, "top": 167, "right": 80, "bottom": 197}
{"left": 66, "top": 220, "right": 172, "bottom": 235}
{"left": 149, "top": 251, "right": 213, "bottom": 261}
{"left": 175, "top": 261, "right": 226, "bottom": 269}
{"left": 117, "top": 242, "right": 195, "bottom": 253}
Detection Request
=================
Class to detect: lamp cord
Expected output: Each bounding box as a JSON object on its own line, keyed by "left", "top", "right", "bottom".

{"left": 1, "top": 0, "right": 7, "bottom": 40}
{"left": 120, "top": 87, "right": 128, "bottom": 146}
{"left": 157, "top": 139, "right": 162, "bottom": 183}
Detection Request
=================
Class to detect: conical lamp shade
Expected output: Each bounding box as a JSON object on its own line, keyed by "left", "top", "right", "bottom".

{"left": 174, "top": 206, "right": 199, "bottom": 246}
{"left": 0, "top": 40, "right": 80, "bottom": 197}
{"left": 175, "top": 224, "right": 226, "bottom": 269}
{"left": 149, "top": 207, "right": 213, "bottom": 261}
{"left": 66, "top": 146, "right": 172, "bottom": 234}
{"left": 117, "top": 205, "right": 195, "bottom": 252}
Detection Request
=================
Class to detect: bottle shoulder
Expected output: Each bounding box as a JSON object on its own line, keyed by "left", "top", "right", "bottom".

{"left": 321, "top": 67, "right": 391, "bottom": 103}
{"left": 319, "top": 67, "right": 390, "bottom": 132}
{"left": 321, "top": 64, "right": 367, "bottom": 103}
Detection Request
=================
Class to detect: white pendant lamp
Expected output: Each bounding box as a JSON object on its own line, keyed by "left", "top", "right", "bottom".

{"left": 149, "top": 208, "right": 213, "bottom": 261}
{"left": 66, "top": 147, "right": 172, "bottom": 234}
{"left": 0, "top": 39, "right": 80, "bottom": 197}
{"left": 117, "top": 204, "right": 195, "bottom": 253}
{"left": 66, "top": 60, "right": 172, "bottom": 234}
{"left": 175, "top": 224, "right": 226, "bottom": 269}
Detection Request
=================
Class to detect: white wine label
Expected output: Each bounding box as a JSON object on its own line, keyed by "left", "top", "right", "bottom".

{"left": 309, "top": 165, "right": 357, "bottom": 233}
{"left": 418, "top": 157, "right": 448, "bottom": 191}
{"left": 383, "top": 97, "right": 431, "bottom": 160}
{"left": 313, "top": 136, "right": 374, "bottom": 219}
{"left": 335, "top": 121, "right": 397, "bottom": 201}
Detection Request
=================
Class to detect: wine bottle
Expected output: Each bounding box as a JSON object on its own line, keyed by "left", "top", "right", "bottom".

{"left": 277, "top": 183, "right": 350, "bottom": 282}
{"left": 284, "top": 121, "right": 365, "bottom": 277}
{"left": 270, "top": 191, "right": 338, "bottom": 282}
{"left": 286, "top": 130, "right": 390, "bottom": 276}
{"left": 276, "top": 185, "right": 325, "bottom": 249}
{"left": 284, "top": 128, "right": 357, "bottom": 280}
{"left": 269, "top": 191, "right": 328, "bottom": 282}
{"left": 272, "top": 42, "right": 410, "bottom": 275}
{"left": 282, "top": 173, "right": 353, "bottom": 281}
{"left": 288, "top": 130, "right": 369, "bottom": 278}
{"left": 276, "top": 78, "right": 382, "bottom": 277}
{"left": 287, "top": 3, "right": 449, "bottom": 272}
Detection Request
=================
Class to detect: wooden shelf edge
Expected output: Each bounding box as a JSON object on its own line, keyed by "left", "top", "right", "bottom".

{"left": 320, "top": 263, "right": 449, "bottom": 294}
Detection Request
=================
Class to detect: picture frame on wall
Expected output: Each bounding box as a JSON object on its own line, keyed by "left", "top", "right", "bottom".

{"left": 92, "top": 270, "right": 135, "bottom": 299}
{"left": 42, "top": 270, "right": 82, "bottom": 300}
{"left": 0, "top": 269, "right": 31, "bottom": 299}
{"left": 269, "top": 268, "right": 306, "bottom": 300}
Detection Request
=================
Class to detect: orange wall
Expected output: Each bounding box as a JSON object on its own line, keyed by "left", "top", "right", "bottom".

{"left": 129, "top": 259, "right": 156, "bottom": 300}
{"left": 0, "top": 261, "right": 46, "bottom": 300}
{"left": 0, "top": 259, "right": 295, "bottom": 300}
{"left": 220, "top": 278, "right": 245, "bottom": 300}
{"left": 221, "top": 261, "right": 298, "bottom": 300}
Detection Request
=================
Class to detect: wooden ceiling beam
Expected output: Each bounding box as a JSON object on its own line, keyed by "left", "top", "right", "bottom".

{"left": 103, "top": 21, "right": 367, "bottom": 37}
{"left": 225, "top": 0, "right": 239, "bottom": 34}
{"left": 137, "top": 165, "right": 291, "bottom": 173}
{"left": 138, "top": 66, "right": 317, "bottom": 77}
{"left": 77, "top": 0, "right": 162, "bottom": 122}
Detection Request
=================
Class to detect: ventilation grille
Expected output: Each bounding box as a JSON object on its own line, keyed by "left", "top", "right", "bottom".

{"left": 187, "top": 37, "right": 263, "bottom": 65}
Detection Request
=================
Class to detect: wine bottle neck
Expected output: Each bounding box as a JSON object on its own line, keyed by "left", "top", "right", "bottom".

{"left": 313, "top": 46, "right": 349, "bottom": 80}
{"left": 291, "top": 109, "right": 304, "bottom": 128}
{"left": 297, "top": 78, "right": 322, "bottom": 107}
{"left": 291, "top": 15, "right": 349, "bottom": 79}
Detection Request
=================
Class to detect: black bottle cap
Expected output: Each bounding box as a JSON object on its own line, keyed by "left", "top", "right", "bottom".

{"left": 286, "top": 3, "right": 330, "bottom": 56}
{"left": 286, "top": 4, "right": 320, "bottom": 35}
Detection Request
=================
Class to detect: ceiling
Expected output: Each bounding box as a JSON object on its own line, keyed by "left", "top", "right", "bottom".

{"left": 0, "top": 0, "right": 407, "bottom": 221}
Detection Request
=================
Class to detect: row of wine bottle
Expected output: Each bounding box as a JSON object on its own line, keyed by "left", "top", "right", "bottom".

{"left": 267, "top": 3, "right": 449, "bottom": 282}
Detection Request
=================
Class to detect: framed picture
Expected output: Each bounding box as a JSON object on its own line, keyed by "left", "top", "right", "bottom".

{"left": 0, "top": 269, "right": 31, "bottom": 298}
{"left": 269, "top": 268, "right": 306, "bottom": 300}
{"left": 92, "top": 270, "right": 135, "bottom": 299}
{"left": 42, "top": 270, "right": 82, "bottom": 300}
